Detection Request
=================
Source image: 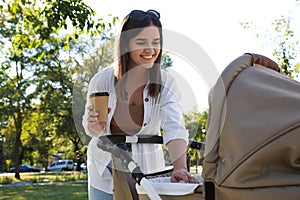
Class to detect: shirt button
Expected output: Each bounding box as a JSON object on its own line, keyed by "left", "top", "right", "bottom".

{"left": 144, "top": 98, "right": 149, "bottom": 102}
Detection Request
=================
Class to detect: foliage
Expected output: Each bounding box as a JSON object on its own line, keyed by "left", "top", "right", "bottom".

{"left": 72, "top": 34, "right": 116, "bottom": 147}
{"left": 184, "top": 108, "right": 208, "bottom": 142}
{"left": 0, "top": 0, "right": 117, "bottom": 179}
{"left": 241, "top": 2, "right": 300, "bottom": 79}
{"left": 184, "top": 108, "right": 208, "bottom": 166}
{"left": 161, "top": 51, "right": 173, "bottom": 69}
{"left": 272, "top": 16, "right": 299, "bottom": 79}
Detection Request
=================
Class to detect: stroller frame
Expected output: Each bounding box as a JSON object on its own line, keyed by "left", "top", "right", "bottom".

{"left": 97, "top": 135, "right": 204, "bottom": 200}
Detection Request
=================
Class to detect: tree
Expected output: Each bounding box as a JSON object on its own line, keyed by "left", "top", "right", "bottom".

{"left": 241, "top": 1, "right": 299, "bottom": 79}
{"left": 0, "top": 0, "right": 114, "bottom": 179}
{"left": 71, "top": 35, "right": 116, "bottom": 170}
{"left": 184, "top": 108, "right": 208, "bottom": 167}
{"left": 161, "top": 51, "right": 173, "bottom": 69}
{"left": 272, "top": 15, "right": 299, "bottom": 79}
{"left": 72, "top": 34, "right": 116, "bottom": 148}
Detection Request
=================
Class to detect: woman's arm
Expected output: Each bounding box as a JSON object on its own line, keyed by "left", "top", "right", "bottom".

{"left": 167, "top": 139, "right": 199, "bottom": 183}
{"left": 160, "top": 71, "right": 198, "bottom": 183}
{"left": 167, "top": 139, "right": 187, "bottom": 171}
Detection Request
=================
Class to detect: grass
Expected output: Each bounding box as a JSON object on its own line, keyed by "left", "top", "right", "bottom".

{"left": 0, "top": 172, "right": 88, "bottom": 199}
{"left": 0, "top": 182, "right": 88, "bottom": 200}
{"left": 0, "top": 171, "right": 87, "bottom": 185}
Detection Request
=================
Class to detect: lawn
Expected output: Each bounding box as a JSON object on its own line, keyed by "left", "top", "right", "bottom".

{"left": 0, "top": 182, "right": 88, "bottom": 200}
{"left": 0, "top": 171, "right": 87, "bottom": 185}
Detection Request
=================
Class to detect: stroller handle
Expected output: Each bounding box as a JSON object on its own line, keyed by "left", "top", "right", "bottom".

{"left": 140, "top": 178, "right": 162, "bottom": 200}
{"left": 97, "top": 136, "right": 162, "bottom": 200}
{"left": 100, "top": 134, "right": 163, "bottom": 144}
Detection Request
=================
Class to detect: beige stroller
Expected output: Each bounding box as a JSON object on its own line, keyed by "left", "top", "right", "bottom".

{"left": 202, "top": 53, "right": 300, "bottom": 200}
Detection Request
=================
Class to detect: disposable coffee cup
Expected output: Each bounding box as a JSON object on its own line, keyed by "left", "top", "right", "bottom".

{"left": 90, "top": 92, "right": 109, "bottom": 122}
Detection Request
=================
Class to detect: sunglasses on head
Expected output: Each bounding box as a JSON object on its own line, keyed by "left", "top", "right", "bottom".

{"left": 129, "top": 10, "right": 160, "bottom": 21}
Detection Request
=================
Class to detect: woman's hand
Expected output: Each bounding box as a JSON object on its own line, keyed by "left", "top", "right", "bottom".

{"left": 87, "top": 105, "right": 111, "bottom": 134}
{"left": 170, "top": 168, "right": 199, "bottom": 184}
{"left": 167, "top": 139, "right": 198, "bottom": 183}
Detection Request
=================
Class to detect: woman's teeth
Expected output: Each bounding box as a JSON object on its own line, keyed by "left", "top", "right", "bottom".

{"left": 142, "top": 55, "right": 153, "bottom": 59}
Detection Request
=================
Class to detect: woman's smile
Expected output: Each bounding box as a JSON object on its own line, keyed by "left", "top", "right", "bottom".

{"left": 141, "top": 54, "right": 155, "bottom": 60}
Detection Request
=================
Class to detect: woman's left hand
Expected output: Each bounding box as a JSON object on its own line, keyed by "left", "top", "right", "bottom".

{"left": 170, "top": 168, "right": 199, "bottom": 184}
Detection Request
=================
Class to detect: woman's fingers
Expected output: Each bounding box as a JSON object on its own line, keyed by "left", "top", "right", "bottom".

{"left": 188, "top": 175, "right": 199, "bottom": 183}
{"left": 170, "top": 169, "right": 199, "bottom": 184}
{"left": 87, "top": 105, "right": 104, "bottom": 133}
{"left": 88, "top": 111, "right": 98, "bottom": 121}
{"left": 86, "top": 105, "right": 111, "bottom": 134}
{"left": 88, "top": 105, "right": 111, "bottom": 117}
{"left": 87, "top": 105, "right": 94, "bottom": 111}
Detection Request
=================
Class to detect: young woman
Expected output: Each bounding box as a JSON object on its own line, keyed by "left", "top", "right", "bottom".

{"left": 83, "top": 9, "right": 198, "bottom": 200}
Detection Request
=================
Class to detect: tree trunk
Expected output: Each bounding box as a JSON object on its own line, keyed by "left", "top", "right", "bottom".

{"left": 13, "top": 101, "right": 23, "bottom": 180}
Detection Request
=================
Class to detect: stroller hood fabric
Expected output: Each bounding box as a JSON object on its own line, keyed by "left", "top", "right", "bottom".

{"left": 202, "top": 53, "right": 300, "bottom": 199}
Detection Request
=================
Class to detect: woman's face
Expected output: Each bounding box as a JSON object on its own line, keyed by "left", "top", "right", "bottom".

{"left": 127, "top": 26, "right": 161, "bottom": 69}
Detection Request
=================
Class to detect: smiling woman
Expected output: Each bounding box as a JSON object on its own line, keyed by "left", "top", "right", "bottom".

{"left": 81, "top": 9, "right": 198, "bottom": 200}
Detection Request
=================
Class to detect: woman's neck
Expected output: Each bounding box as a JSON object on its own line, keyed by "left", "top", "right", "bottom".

{"left": 125, "top": 67, "right": 148, "bottom": 96}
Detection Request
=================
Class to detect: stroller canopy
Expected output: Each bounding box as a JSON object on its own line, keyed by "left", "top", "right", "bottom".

{"left": 203, "top": 53, "right": 300, "bottom": 198}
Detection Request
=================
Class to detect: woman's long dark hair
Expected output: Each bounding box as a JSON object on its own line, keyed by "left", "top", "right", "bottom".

{"left": 115, "top": 11, "right": 163, "bottom": 99}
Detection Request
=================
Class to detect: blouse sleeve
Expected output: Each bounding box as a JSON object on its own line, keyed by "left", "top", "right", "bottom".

{"left": 160, "top": 71, "right": 189, "bottom": 146}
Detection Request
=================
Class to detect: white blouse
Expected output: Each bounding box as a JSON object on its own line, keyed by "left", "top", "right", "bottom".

{"left": 82, "top": 65, "right": 188, "bottom": 194}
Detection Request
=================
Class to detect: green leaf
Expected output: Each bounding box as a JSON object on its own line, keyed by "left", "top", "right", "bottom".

{"left": 37, "top": 51, "right": 45, "bottom": 61}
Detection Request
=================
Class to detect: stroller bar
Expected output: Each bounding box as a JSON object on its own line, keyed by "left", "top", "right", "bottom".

{"left": 100, "top": 135, "right": 205, "bottom": 150}
{"left": 140, "top": 178, "right": 162, "bottom": 200}
{"left": 189, "top": 140, "right": 205, "bottom": 150}
{"left": 126, "top": 136, "right": 139, "bottom": 143}
{"left": 102, "top": 135, "right": 163, "bottom": 144}
{"left": 97, "top": 137, "right": 149, "bottom": 184}
{"left": 98, "top": 135, "right": 205, "bottom": 174}
{"left": 97, "top": 138, "right": 135, "bottom": 169}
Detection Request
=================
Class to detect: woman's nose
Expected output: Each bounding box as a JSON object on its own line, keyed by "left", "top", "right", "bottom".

{"left": 144, "top": 46, "right": 155, "bottom": 53}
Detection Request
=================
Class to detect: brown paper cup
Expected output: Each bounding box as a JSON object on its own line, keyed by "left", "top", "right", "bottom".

{"left": 90, "top": 92, "right": 109, "bottom": 122}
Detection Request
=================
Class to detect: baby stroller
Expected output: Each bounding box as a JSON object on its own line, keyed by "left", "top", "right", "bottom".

{"left": 202, "top": 53, "right": 300, "bottom": 200}
{"left": 97, "top": 135, "right": 204, "bottom": 200}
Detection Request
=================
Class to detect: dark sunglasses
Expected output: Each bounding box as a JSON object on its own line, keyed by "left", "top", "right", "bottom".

{"left": 129, "top": 10, "right": 160, "bottom": 21}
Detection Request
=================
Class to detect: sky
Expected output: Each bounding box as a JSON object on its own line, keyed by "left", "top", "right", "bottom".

{"left": 84, "top": 0, "right": 299, "bottom": 113}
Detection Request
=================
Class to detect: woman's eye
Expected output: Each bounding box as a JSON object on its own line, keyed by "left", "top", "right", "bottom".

{"left": 134, "top": 41, "right": 160, "bottom": 48}
{"left": 136, "top": 42, "right": 146, "bottom": 46}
